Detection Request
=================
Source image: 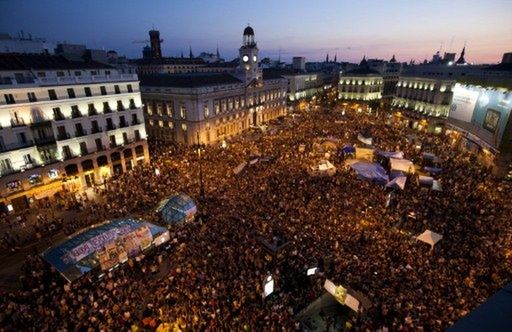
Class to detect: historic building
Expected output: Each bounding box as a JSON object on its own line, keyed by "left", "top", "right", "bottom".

{"left": 140, "top": 26, "right": 288, "bottom": 146}
{"left": 0, "top": 53, "right": 149, "bottom": 211}
{"left": 338, "top": 57, "right": 383, "bottom": 101}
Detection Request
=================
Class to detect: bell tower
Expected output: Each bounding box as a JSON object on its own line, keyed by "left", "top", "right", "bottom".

{"left": 238, "top": 25, "right": 261, "bottom": 84}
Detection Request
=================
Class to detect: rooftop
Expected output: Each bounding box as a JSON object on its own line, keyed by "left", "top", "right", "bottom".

{"left": 140, "top": 72, "right": 243, "bottom": 88}
{"left": 134, "top": 57, "right": 206, "bottom": 66}
{"left": 0, "top": 53, "right": 113, "bottom": 71}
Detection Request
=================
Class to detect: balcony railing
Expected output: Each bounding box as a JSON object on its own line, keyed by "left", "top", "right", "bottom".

{"left": 34, "top": 136, "right": 56, "bottom": 145}
{"left": 131, "top": 119, "right": 140, "bottom": 125}
{"left": 88, "top": 108, "right": 98, "bottom": 116}
{"left": 119, "top": 122, "right": 128, "bottom": 128}
{"left": 0, "top": 140, "right": 35, "bottom": 153}
{"left": 57, "top": 133, "right": 71, "bottom": 141}
{"left": 106, "top": 125, "right": 117, "bottom": 131}
{"left": 11, "top": 119, "right": 26, "bottom": 127}
{"left": 53, "top": 114, "right": 66, "bottom": 121}
{"left": 91, "top": 127, "right": 103, "bottom": 134}
{"left": 75, "top": 130, "right": 88, "bottom": 137}
{"left": 103, "top": 108, "right": 113, "bottom": 114}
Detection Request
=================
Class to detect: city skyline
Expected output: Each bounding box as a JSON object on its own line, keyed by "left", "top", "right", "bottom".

{"left": 0, "top": 0, "right": 511, "bottom": 64}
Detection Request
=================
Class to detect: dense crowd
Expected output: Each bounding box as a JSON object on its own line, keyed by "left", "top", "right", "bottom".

{"left": 1, "top": 105, "right": 511, "bottom": 331}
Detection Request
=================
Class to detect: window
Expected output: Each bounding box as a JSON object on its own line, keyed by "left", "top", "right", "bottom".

{"left": 75, "top": 123, "right": 85, "bottom": 136}
{"left": 100, "top": 86, "right": 107, "bottom": 95}
{"left": 106, "top": 118, "right": 114, "bottom": 130}
{"left": 88, "top": 103, "right": 97, "bottom": 115}
{"left": 91, "top": 120, "right": 100, "bottom": 133}
{"left": 56, "top": 71, "right": 65, "bottom": 77}
{"left": 95, "top": 138, "right": 103, "bottom": 151}
{"left": 105, "top": 70, "right": 110, "bottom": 75}
{"left": 74, "top": 71, "right": 82, "bottom": 76}
{"left": 134, "top": 130, "right": 141, "bottom": 141}
{"left": 71, "top": 105, "right": 81, "bottom": 118}
{"left": 109, "top": 135, "right": 116, "bottom": 147}
{"left": 129, "top": 99, "right": 136, "bottom": 109}
{"left": 0, "top": 159, "right": 13, "bottom": 175}
{"left": 204, "top": 103, "right": 209, "bottom": 118}
{"left": 117, "top": 100, "right": 124, "bottom": 111}
{"left": 214, "top": 100, "right": 220, "bottom": 114}
{"left": 103, "top": 101, "right": 111, "bottom": 113}
{"left": 62, "top": 146, "right": 72, "bottom": 159}
{"left": 67, "top": 88, "right": 76, "bottom": 98}
{"left": 180, "top": 105, "right": 186, "bottom": 119}
{"left": 53, "top": 107, "right": 64, "bottom": 121}
{"left": 91, "top": 71, "right": 97, "bottom": 76}
{"left": 119, "top": 115, "right": 126, "bottom": 127}
{"left": 23, "top": 154, "right": 33, "bottom": 165}
{"left": 122, "top": 132, "right": 128, "bottom": 144}
{"left": 4, "top": 94, "right": 15, "bottom": 104}
{"left": 158, "top": 120, "right": 164, "bottom": 127}
{"left": 37, "top": 72, "right": 46, "bottom": 78}
{"left": 48, "top": 89, "right": 58, "bottom": 100}
{"left": 27, "top": 92, "right": 37, "bottom": 102}
{"left": 84, "top": 87, "right": 92, "bottom": 97}
{"left": 114, "top": 85, "right": 121, "bottom": 94}
{"left": 181, "top": 123, "right": 187, "bottom": 131}
{"left": 79, "top": 142, "right": 88, "bottom": 155}
{"left": 127, "top": 84, "right": 133, "bottom": 93}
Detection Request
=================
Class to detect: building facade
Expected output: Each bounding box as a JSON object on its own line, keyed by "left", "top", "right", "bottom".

{"left": 392, "top": 77, "right": 455, "bottom": 118}
{"left": 140, "top": 26, "right": 288, "bottom": 146}
{"left": 0, "top": 53, "right": 149, "bottom": 211}
{"left": 338, "top": 58, "right": 383, "bottom": 101}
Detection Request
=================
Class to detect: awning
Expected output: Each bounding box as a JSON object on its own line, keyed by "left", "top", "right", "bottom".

{"left": 416, "top": 230, "right": 443, "bottom": 248}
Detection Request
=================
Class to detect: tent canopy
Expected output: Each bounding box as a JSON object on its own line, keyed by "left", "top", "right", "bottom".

{"left": 157, "top": 193, "right": 197, "bottom": 225}
{"left": 341, "top": 144, "right": 356, "bottom": 154}
{"left": 377, "top": 150, "right": 404, "bottom": 159}
{"left": 310, "top": 160, "right": 336, "bottom": 177}
{"left": 390, "top": 158, "right": 415, "bottom": 173}
{"left": 416, "top": 230, "right": 443, "bottom": 247}
{"left": 349, "top": 161, "right": 389, "bottom": 184}
{"left": 42, "top": 218, "right": 167, "bottom": 282}
{"left": 357, "top": 133, "right": 372, "bottom": 145}
{"left": 386, "top": 176, "right": 407, "bottom": 190}
{"left": 355, "top": 147, "right": 374, "bottom": 161}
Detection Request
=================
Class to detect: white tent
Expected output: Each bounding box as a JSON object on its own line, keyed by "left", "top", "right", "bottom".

{"left": 419, "top": 175, "right": 434, "bottom": 186}
{"left": 416, "top": 230, "right": 443, "bottom": 249}
{"left": 357, "top": 133, "right": 372, "bottom": 145}
{"left": 390, "top": 158, "right": 415, "bottom": 173}
{"left": 385, "top": 176, "right": 407, "bottom": 190}
{"left": 309, "top": 160, "right": 336, "bottom": 177}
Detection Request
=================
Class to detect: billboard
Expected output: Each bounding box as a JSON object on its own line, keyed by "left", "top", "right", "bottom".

{"left": 471, "top": 89, "right": 512, "bottom": 143}
{"left": 449, "top": 84, "right": 480, "bottom": 123}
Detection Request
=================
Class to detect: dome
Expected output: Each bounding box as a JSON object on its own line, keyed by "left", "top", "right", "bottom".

{"left": 243, "top": 26, "right": 254, "bottom": 36}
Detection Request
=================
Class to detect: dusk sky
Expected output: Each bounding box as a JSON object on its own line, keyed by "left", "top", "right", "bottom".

{"left": 1, "top": 0, "right": 511, "bottom": 64}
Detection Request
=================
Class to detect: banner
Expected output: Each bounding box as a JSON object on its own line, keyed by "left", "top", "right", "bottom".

{"left": 449, "top": 84, "right": 479, "bottom": 123}
{"left": 136, "top": 226, "right": 153, "bottom": 250}
{"left": 68, "top": 225, "right": 132, "bottom": 262}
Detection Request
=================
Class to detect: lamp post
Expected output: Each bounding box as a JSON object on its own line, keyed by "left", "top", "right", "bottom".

{"left": 196, "top": 131, "right": 205, "bottom": 201}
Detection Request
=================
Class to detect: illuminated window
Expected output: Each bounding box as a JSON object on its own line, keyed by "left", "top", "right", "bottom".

{"left": 149, "top": 119, "right": 154, "bottom": 126}
{"left": 169, "top": 121, "right": 174, "bottom": 129}
{"left": 158, "top": 120, "right": 163, "bottom": 127}
{"left": 180, "top": 104, "right": 186, "bottom": 119}
{"left": 214, "top": 100, "right": 220, "bottom": 114}
{"left": 204, "top": 104, "right": 209, "bottom": 118}
{"left": 181, "top": 123, "right": 187, "bottom": 131}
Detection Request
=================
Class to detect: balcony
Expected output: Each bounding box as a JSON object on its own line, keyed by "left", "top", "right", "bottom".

{"left": 106, "top": 124, "right": 117, "bottom": 131}
{"left": 0, "top": 140, "right": 35, "bottom": 153}
{"left": 88, "top": 108, "right": 99, "bottom": 116}
{"left": 109, "top": 142, "right": 118, "bottom": 148}
{"left": 117, "top": 104, "right": 126, "bottom": 112}
{"left": 10, "top": 119, "right": 26, "bottom": 127}
{"left": 63, "top": 153, "right": 75, "bottom": 160}
{"left": 91, "top": 126, "right": 103, "bottom": 134}
{"left": 103, "top": 108, "right": 113, "bottom": 114}
{"left": 75, "top": 130, "right": 88, "bottom": 137}
{"left": 119, "top": 122, "right": 128, "bottom": 128}
{"left": 129, "top": 102, "right": 137, "bottom": 110}
{"left": 57, "top": 133, "right": 71, "bottom": 141}
{"left": 53, "top": 114, "right": 66, "bottom": 121}
{"left": 131, "top": 119, "right": 141, "bottom": 125}
{"left": 34, "top": 136, "right": 56, "bottom": 146}
{"left": 71, "top": 111, "right": 82, "bottom": 119}
{"left": 96, "top": 145, "right": 107, "bottom": 152}
{"left": 30, "top": 119, "right": 52, "bottom": 128}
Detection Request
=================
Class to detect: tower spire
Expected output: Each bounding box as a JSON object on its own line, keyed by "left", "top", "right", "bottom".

{"left": 334, "top": 52, "right": 337, "bottom": 63}
{"left": 326, "top": 53, "right": 329, "bottom": 63}
{"left": 189, "top": 45, "right": 193, "bottom": 59}
{"left": 216, "top": 43, "right": 220, "bottom": 59}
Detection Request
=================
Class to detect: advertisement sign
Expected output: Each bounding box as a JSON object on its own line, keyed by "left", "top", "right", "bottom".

{"left": 483, "top": 109, "right": 500, "bottom": 133}
{"left": 449, "top": 84, "right": 480, "bottom": 123}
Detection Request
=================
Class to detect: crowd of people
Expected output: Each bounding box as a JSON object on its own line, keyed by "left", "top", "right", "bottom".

{"left": 1, "top": 104, "right": 511, "bottom": 331}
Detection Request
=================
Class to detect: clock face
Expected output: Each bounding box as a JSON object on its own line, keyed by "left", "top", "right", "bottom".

{"left": 253, "top": 55, "right": 257, "bottom": 62}
{"left": 242, "top": 55, "right": 249, "bottom": 62}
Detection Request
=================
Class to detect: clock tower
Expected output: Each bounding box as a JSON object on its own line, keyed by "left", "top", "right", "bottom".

{"left": 237, "top": 25, "right": 262, "bottom": 84}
